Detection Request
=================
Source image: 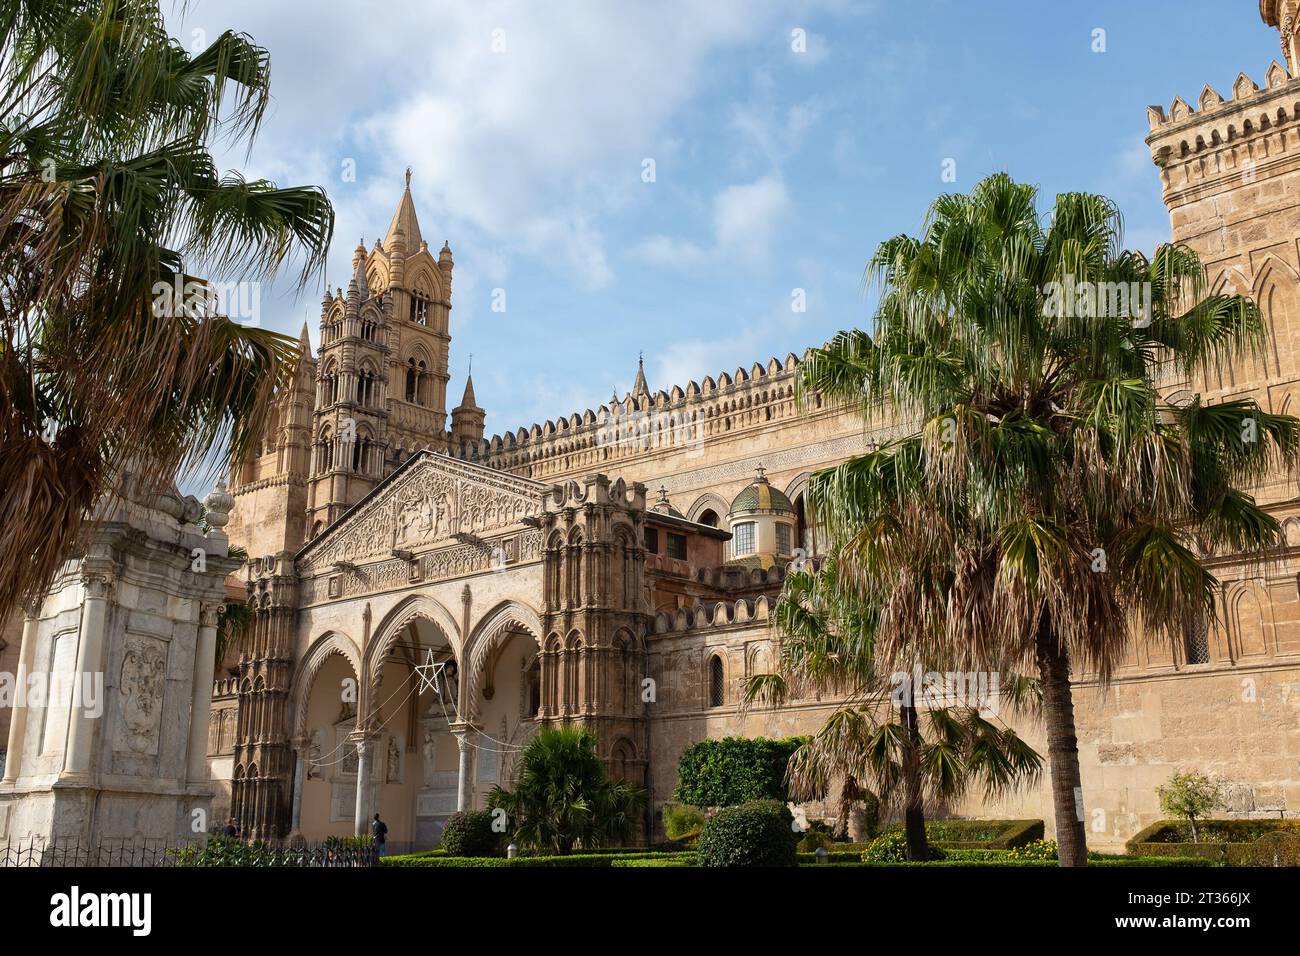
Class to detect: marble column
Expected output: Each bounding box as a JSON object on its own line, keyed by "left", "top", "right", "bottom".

{"left": 352, "top": 736, "right": 373, "bottom": 836}
{"left": 186, "top": 603, "right": 221, "bottom": 785}
{"left": 1, "top": 610, "right": 40, "bottom": 784}
{"left": 61, "top": 572, "right": 111, "bottom": 780}
{"left": 454, "top": 729, "right": 474, "bottom": 811}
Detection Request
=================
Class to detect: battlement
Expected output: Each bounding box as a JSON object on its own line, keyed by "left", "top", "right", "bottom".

{"left": 1145, "top": 61, "right": 1300, "bottom": 200}
{"left": 648, "top": 594, "right": 772, "bottom": 637}
{"left": 454, "top": 350, "right": 821, "bottom": 479}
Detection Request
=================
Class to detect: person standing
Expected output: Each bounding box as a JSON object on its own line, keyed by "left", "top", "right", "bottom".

{"left": 371, "top": 813, "right": 388, "bottom": 857}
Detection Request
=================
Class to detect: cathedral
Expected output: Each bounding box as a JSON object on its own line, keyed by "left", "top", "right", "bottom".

{"left": 207, "top": 4, "right": 1300, "bottom": 850}
{"left": 4, "top": 4, "right": 1299, "bottom": 854}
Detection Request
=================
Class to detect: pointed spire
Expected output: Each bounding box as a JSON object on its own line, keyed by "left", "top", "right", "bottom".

{"left": 385, "top": 167, "right": 423, "bottom": 250}
{"left": 632, "top": 351, "right": 649, "bottom": 398}
{"left": 348, "top": 239, "right": 369, "bottom": 300}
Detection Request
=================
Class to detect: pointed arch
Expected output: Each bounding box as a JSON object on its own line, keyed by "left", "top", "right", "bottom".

{"left": 464, "top": 600, "right": 545, "bottom": 719}
{"left": 291, "top": 631, "right": 363, "bottom": 738}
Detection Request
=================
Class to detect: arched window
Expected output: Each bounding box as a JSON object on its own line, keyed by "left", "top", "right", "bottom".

{"left": 698, "top": 508, "right": 719, "bottom": 528}
{"left": 405, "top": 357, "right": 428, "bottom": 404}
{"left": 361, "top": 317, "right": 379, "bottom": 342}
{"left": 708, "top": 654, "right": 725, "bottom": 708}
{"left": 410, "top": 291, "right": 430, "bottom": 325}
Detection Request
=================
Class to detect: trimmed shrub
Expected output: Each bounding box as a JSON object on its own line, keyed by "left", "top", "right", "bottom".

{"left": 696, "top": 800, "right": 799, "bottom": 867}
{"left": 439, "top": 810, "right": 501, "bottom": 857}
{"left": 797, "top": 829, "right": 835, "bottom": 853}
{"left": 861, "top": 831, "right": 946, "bottom": 863}
{"left": 662, "top": 803, "right": 707, "bottom": 842}
{"left": 1126, "top": 819, "right": 1300, "bottom": 864}
{"left": 925, "top": 819, "right": 1044, "bottom": 849}
{"left": 673, "top": 737, "right": 805, "bottom": 807}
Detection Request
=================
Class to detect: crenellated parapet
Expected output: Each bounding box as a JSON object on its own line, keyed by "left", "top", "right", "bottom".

{"left": 648, "top": 594, "right": 771, "bottom": 637}
{"left": 454, "top": 352, "right": 816, "bottom": 479}
{"left": 1145, "top": 60, "right": 1299, "bottom": 204}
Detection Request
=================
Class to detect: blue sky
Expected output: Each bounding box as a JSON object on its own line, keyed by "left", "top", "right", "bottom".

{"left": 169, "top": 0, "right": 1277, "bottom": 441}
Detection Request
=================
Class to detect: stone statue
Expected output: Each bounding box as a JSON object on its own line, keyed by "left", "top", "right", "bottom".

{"left": 306, "top": 730, "right": 323, "bottom": 780}
{"left": 386, "top": 736, "right": 401, "bottom": 783}
{"left": 422, "top": 730, "right": 437, "bottom": 786}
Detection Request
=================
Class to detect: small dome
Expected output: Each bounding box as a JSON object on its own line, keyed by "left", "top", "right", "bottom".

{"left": 651, "top": 485, "right": 685, "bottom": 518}
{"left": 729, "top": 467, "right": 793, "bottom": 515}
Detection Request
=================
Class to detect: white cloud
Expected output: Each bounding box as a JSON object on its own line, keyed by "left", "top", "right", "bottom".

{"left": 714, "top": 175, "right": 792, "bottom": 261}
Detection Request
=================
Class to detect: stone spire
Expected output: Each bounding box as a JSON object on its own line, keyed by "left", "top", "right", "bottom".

{"left": 385, "top": 167, "right": 423, "bottom": 251}
{"left": 451, "top": 360, "right": 486, "bottom": 448}
{"left": 632, "top": 351, "right": 649, "bottom": 398}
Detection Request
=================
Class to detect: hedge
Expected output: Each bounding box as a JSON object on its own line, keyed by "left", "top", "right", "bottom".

{"left": 924, "top": 819, "right": 1044, "bottom": 849}
{"left": 1126, "top": 819, "right": 1300, "bottom": 864}
{"left": 381, "top": 851, "right": 694, "bottom": 868}
{"left": 673, "top": 737, "right": 805, "bottom": 806}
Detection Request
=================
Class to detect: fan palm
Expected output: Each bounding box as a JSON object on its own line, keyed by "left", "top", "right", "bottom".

{"left": 0, "top": 0, "right": 334, "bottom": 619}
{"left": 487, "top": 724, "right": 646, "bottom": 855}
{"left": 752, "top": 559, "right": 1042, "bottom": 861}
{"left": 797, "top": 173, "right": 1299, "bottom": 865}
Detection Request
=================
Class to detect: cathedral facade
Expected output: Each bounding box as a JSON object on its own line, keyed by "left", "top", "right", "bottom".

{"left": 212, "top": 6, "right": 1300, "bottom": 851}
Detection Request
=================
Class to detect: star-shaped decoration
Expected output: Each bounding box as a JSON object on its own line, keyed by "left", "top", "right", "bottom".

{"left": 413, "top": 648, "right": 449, "bottom": 697}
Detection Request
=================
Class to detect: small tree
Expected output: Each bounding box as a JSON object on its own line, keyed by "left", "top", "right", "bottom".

{"left": 1156, "top": 770, "right": 1225, "bottom": 842}
{"left": 487, "top": 724, "right": 646, "bottom": 855}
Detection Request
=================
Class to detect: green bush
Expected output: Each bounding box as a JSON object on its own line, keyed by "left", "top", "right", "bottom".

{"left": 673, "top": 737, "right": 805, "bottom": 807}
{"left": 381, "top": 851, "right": 694, "bottom": 868}
{"left": 861, "top": 830, "right": 946, "bottom": 863}
{"left": 662, "top": 803, "right": 707, "bottom": 842}
{"left": 439, "top": 810, "right": 501, "bottom": 857}
{"left": 696, "top": 800, "right": 799, "bottom": 867}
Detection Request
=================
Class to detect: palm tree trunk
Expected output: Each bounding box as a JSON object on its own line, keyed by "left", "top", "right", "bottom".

{"left": 1035, "top": 615, "right": 1088, "bottom": 867}
{"left": 900, "top": 702, "right": 930, "bottom": 861}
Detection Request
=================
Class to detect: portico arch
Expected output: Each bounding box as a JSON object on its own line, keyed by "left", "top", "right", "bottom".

{"left": 464, "top": 600, "right": 545, "bottom": 721}
{"left": 363, "top": 594, "right": 462, "bottom": 724}
{"left": 292, "top": 631, "right": 364, "bottom": 740}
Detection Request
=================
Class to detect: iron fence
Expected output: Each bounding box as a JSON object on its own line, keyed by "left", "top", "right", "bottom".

{"left": 0, "top": 837, "right": 380, "bottom": 868}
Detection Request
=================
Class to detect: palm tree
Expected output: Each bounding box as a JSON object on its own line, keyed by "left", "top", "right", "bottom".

{"left": 751, "top": 559, "right": 1042, "bottom": 861}
{"left": 797, "top": 173, "right": 1298, "bottom": 865}
{"left": 0, "top": 0, "right": 334, "bottom": 620}
{"left": 487, "top": 724, "right": 646, "bottom": 856}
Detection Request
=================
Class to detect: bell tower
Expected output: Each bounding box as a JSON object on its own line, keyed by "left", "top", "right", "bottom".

{"left": 306, "top": 171, "right": 456, "bottom": 535}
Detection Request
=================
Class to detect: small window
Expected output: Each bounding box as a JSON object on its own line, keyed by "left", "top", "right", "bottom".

{"left": 667, "top": 532, "right": 688, "bottom": 561}
{"left": 708, "top": 655, "right": 725, "bottom": 707}
{"left": 698, "top": 509, "right": 719, "bottom": 528}
{"left": 732, "top": 521, "right": 755, "bottom": 557}
{"left": 775, "top": 523, "right": 792, "bottom": 556}
{"left": 1184, "top": 614, "right": 1209, "bottom": 665}
{"left": 644, "top": 527, "right": 659, "bottom": 554}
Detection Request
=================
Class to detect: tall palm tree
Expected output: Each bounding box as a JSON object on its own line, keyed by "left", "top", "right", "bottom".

{"left": 487, "top": 724, "right": 646, "bottom": 855}
{"left": 0, "top": 0, "right": 334, "bottom": 619}
{"left": 751, "top": 559, "right": 1042, "bottom": 861}
{"left": 797, "top": 173, "right": 1298, "bottom": 865}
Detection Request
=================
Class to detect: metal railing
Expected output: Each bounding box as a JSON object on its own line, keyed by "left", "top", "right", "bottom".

{"left": 0, "top": 837, "right": 380, "bottom": 868}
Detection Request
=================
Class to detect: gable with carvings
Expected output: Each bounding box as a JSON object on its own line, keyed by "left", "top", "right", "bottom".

{"left": 301, "top": 452, "right": 547, "bottom": 572}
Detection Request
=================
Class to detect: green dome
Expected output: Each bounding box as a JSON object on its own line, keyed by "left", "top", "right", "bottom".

{"left": 729, "top": 471, "right": 794, "bottom": 515}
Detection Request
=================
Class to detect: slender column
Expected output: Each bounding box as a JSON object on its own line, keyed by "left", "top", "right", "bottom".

{"left": 352, "top": 736, "right": 373, "bottom": 836}
{"left": 1, "top": 610, "right": 40, "bottom": 784}
{"left": 187, "top": 603, "right": 221, "bottom": 784}
{"left": 290, "top": 739, "right": 306, "bottom": 834}
{"left": 61, "top": 572, "right": 112, "bottom": 779}
{"left": 454, "top": 728, "right": 474, "bottom": 811}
